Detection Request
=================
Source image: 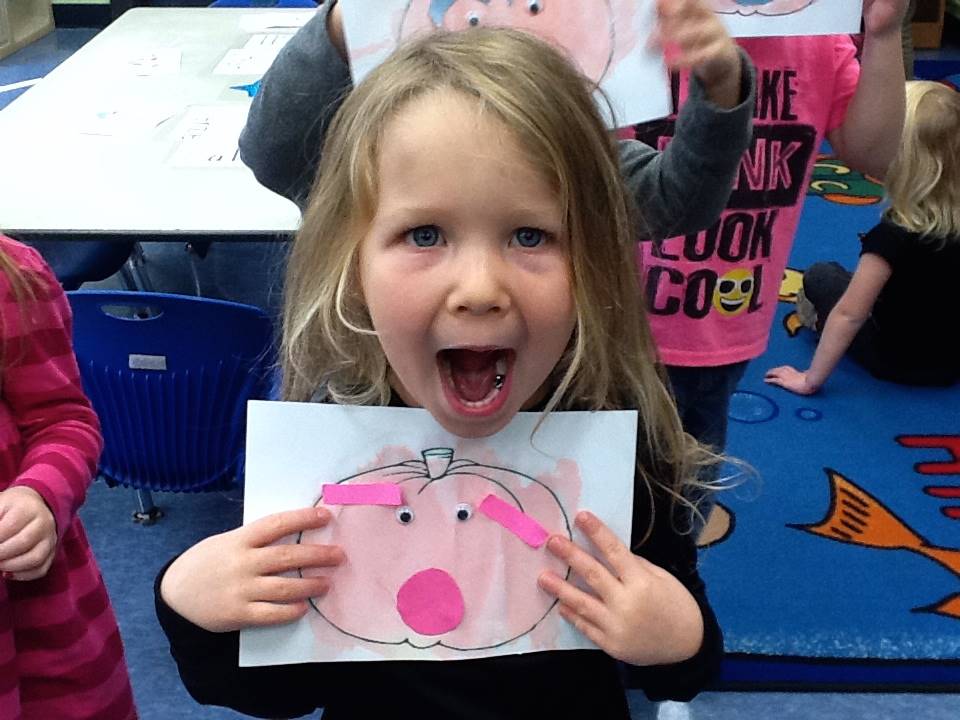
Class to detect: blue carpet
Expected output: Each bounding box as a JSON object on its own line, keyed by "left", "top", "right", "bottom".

{"left": 79, "top": 484, "right": 260, "bottom": 718}
{"left": 0, "top": 28, "right": 99, "bottom": 110}
{"left": 702, "top": 150, "right": 960, "bottom": 690}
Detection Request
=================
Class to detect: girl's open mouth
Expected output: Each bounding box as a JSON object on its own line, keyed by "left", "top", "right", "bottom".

{"left": 437, "top": 348, "right": 514, "bottom": 416}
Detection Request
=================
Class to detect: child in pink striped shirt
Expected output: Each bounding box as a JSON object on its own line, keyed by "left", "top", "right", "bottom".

{"left": 0, "top": 234, "right": 136, "bottom": 719}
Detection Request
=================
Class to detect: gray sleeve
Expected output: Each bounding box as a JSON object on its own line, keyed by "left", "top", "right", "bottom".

{"left": 238, "top": 2, "right": 352, "bottom": 209}
{"left": 620, "top": 48, "right": 755, "bottom": 241}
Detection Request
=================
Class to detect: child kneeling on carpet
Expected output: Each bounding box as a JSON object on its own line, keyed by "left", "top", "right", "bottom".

{"left": 765, "top": 80, "right": 960, "bottom": 394}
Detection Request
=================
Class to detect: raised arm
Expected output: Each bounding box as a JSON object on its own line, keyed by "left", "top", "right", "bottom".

{"left": 827, "top": 0, "right": 908, "bottom": 180}
{"left": 620, "top": 55, "right": 753, "bottom": 241}
{"left": 623, "top": 0, "right": 755, "bottom": 241}
{"left": 238, "top": 1, "right": 351, "bottom": 208}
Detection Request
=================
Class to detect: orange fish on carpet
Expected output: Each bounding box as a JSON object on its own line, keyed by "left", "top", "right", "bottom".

{"left": 791, "top": 469, "right": 960, "bottom": 620}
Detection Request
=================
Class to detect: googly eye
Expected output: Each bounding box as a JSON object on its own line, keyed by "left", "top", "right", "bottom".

{"left": 466, "top": 11, "right": 480, "bottom": 26}
{"left": 396, "top": 506, "right": 415, "bottom": 525}
{"left": 527, "top": 0, "right": 542, "bottom": 14}
{"left": 455, "top": 503, "right": 473, "bottom": 521}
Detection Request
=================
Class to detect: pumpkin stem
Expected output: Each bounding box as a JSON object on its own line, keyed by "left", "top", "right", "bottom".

{"left": 422, "top": 447, "right": 454, "bottom": 478}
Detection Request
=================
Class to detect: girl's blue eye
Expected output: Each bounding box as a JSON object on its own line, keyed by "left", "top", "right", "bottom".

{"left": 466, "top": 11, "right": 480, "bottom": 26}
{"left": 408, "top": 226, "right": 441, "bottom": 247}
{"left": 527, "top": 0, "right": 542, "bottom": 14}
{"left": 513, "top": 227, "right": 546, "bottom": 248}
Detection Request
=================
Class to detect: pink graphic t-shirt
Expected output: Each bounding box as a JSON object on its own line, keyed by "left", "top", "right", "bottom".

{"left": 637, "top": 35, "right": 860, "bottom": 366}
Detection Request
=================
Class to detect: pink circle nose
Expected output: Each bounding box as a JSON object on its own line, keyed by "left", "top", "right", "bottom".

{"left": 396, "top": 568, "right": 465, "bottom": 636}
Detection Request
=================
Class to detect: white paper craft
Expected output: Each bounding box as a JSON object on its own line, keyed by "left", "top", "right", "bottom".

{"left": 243, "top": 33, "right": 294, "bottom": 51}
{"left": 239, "top": 11, "right": 316, "bottom": 33}
{"left": 76, "top": 104, "right": 177, "bottom": 137}
{"left": 168, "top": 105, "right": 249, "bottom": 168}
{"left": 214, "top": 46, "right": 284, "bottom": 75}
{"left": 239, "top": 402, "right": 638, "bottom": 666}
{"left": 710, "top": 0, "right": 863, "bottom": 37}
{"left": 339, "top": 0, "right": 671, "bottom": 126}
{"left": 126, "top": 49, "right": 182, "bottom": 77}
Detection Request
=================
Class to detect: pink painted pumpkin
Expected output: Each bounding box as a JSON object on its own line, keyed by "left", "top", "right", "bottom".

{"left": 709, "top": 0, "right": 815, "bottom": 16}
{"left": 397, "top": 0, "right": 626, "bottom": 83}
{"left": 299, "top": 448, "right": 574, "bottom": 652}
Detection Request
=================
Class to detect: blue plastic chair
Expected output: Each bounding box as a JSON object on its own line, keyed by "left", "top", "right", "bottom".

{"left": 68, "top": 291, "right": 276, "bottom": 522}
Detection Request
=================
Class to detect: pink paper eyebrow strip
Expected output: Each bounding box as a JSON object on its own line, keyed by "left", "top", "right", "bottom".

{"left": 322, "top": 483, "right": 404, "bottom": 506}
{"left": 478, "top": 494, "right": 549, "bottom": 548}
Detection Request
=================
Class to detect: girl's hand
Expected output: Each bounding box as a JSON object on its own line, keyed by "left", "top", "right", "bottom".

{"left": 160, "top": 507, "right": 344, "bottom": 633}
{"left": 862, "top": 0, "right": 909, "bottom": 39}
{"left": 0, "top": 486, "right": 57, "bottom": 581}
{"left": 538, "top": 511, "right": 703, "bottom": 666}
{"left": 764, "top": 365, "right": 819, "bottom": 395}
{"left": 653, "top": 0, "right": 742, "bottom": 108}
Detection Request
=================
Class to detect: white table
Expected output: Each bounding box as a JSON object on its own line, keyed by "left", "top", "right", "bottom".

{"left": 0, "top": 8, "right": 306, "bottom": 242}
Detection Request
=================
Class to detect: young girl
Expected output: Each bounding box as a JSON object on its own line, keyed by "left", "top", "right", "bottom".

{"left": 0, "top": 235, "right": 136, "bottom": 719}
{"left": 239, "top": 0, "right": 755, "bottom": 241}
{"left": 156, "top": 28, "right": 720, "bottom": 719}
{"left": 765, "top": 80, "right": 960, "bottom": 394}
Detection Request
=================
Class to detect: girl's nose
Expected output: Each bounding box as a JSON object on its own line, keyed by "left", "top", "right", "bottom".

{"left": 446, "top": 251, "right": 511, "bottom": 316}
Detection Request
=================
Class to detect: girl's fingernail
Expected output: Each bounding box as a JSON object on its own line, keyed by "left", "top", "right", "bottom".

{"left": 547, "top": 536, "right": 567, "bottom": 552}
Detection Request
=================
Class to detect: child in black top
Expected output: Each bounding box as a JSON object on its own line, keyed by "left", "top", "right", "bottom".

{"left": 766, "top": 80, "right": 960, "bottom": 393}
{"left": 157, "top": 27, "right": 723, "bottom": 719}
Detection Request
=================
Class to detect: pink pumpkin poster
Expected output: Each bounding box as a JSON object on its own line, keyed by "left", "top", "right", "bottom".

{"left": 240, "top": 402, "right": 637, "bottom": 665}
{"left": 339, "top": 0, "right": 672, "bottom": 126}
{"left": 709, "top": 0, "right": 863, "bottom": 37}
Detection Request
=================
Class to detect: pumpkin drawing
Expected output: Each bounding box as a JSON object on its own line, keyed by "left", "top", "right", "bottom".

{"left": 396, "top": 0, "right": 624, "bottom": 84}
{"left": 709, "top": 0, "right": 815, "bottom": 16}
{"left": 299, "top": 447, "right": 575, "bottom": 651}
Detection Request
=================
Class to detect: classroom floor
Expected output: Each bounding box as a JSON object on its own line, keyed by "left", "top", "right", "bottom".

{"left": 2, "top": 18, "right": 959, "bottom": 720}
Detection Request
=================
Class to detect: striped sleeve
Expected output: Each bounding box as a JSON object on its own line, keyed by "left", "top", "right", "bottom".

{"left": 2, "top": 245, "right": 102, "bottom": 539}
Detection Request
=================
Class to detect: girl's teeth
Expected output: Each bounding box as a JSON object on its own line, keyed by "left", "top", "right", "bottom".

{"left": 493, "top": 354, "right": 507, "bottom": 389}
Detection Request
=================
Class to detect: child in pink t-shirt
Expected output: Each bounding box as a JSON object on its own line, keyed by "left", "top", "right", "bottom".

{"left": 631, "top": 0, "right": 909, "bottom": 530}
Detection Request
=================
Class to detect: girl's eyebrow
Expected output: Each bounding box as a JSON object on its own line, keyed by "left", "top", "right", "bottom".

{"left": 322, "top": 483, "right": 404, "bottom": 506}
{"left": 478, "top": 494, "right": 549, "bottom": 548}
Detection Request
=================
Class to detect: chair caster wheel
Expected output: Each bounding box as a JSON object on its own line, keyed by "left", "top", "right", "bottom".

{"left": 133, "top": 507, "right": 164, "bottom": 525}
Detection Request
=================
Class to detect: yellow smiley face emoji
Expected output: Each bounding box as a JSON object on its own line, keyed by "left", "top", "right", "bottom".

{"left": 713, "top": 268, "right": 754, "bottom": 317}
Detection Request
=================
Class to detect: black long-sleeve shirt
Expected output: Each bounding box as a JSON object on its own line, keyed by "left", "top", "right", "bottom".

{"left": 155, "top": 456, "right": 722, "bottom": 720}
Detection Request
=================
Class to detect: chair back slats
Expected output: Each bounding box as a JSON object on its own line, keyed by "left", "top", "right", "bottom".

{"left": 69, "top": 291, "right": 275, "bottom": 493}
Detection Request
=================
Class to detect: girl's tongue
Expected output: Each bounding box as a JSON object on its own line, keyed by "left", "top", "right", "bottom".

{"left": 443, "top": 349, "right": 507, "bottom": 403}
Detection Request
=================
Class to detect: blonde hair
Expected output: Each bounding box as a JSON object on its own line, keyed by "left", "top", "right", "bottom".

{"left": 884, "top": 81, "right": 960, "bottom": 243}
{"left": 282, "top": 28, "right": 712, "bottom": 537}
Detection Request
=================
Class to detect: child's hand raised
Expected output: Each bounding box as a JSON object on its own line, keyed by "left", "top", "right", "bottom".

{"left": 0, "top": 486, "right": 57, "bottom": 581}
{"left": 652, "top": 0, "right": 742, "bottom": 109}
{"left": 538, "top": 510, "right": 704, "bottom": 666}
{"left": 160, "top": 507, "right": 344, "bottom": 633}
{"left": 862, "top": 0, "right": 910, "bottom": 38}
